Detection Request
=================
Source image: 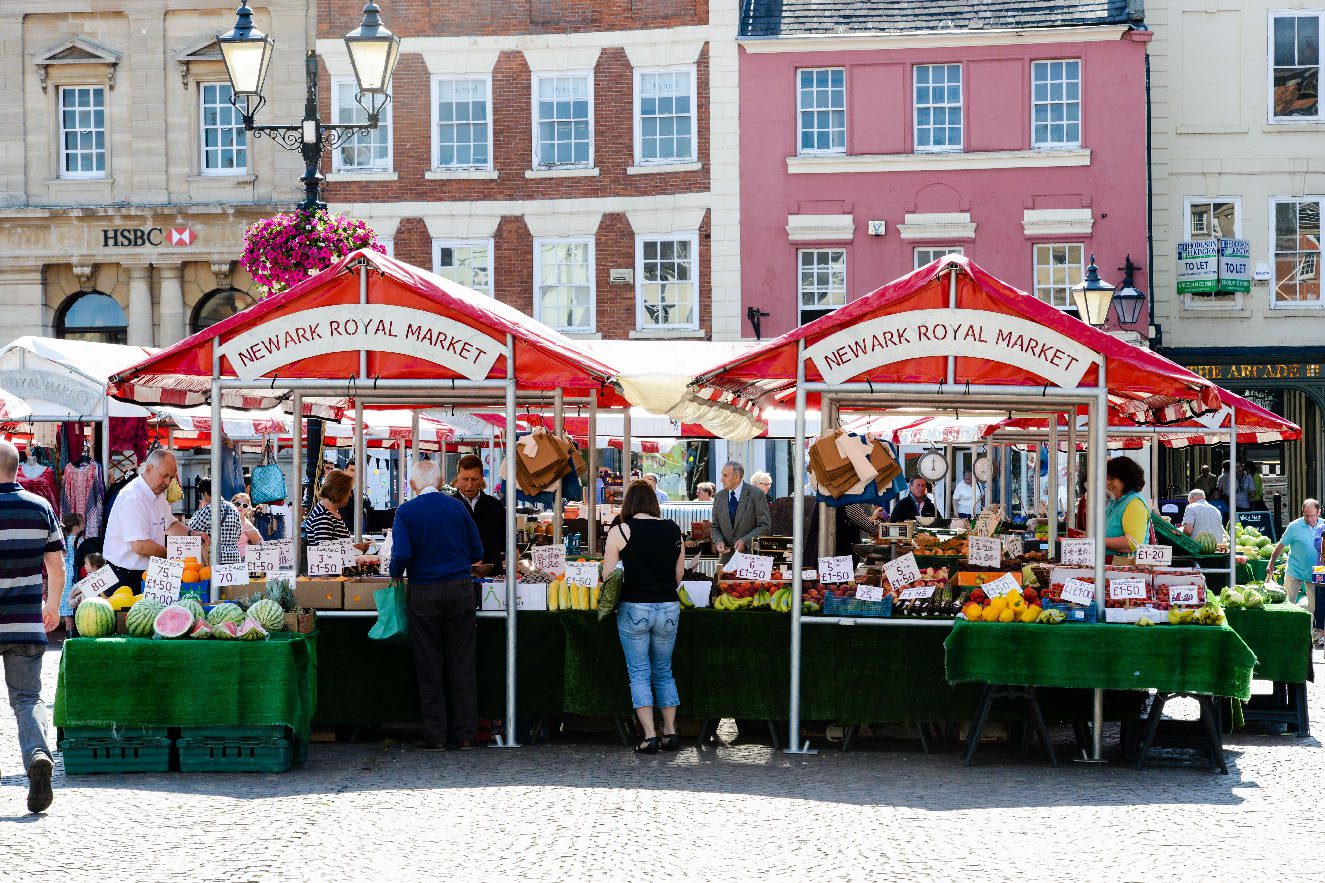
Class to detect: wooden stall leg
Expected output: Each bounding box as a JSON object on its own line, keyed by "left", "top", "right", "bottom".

{"left": 963, "top": 685, "right": 996, "bottom": 766}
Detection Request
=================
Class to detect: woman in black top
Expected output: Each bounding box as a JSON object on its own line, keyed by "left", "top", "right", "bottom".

{"left": 602, "top": 480, "right": 685, "bottom": 753}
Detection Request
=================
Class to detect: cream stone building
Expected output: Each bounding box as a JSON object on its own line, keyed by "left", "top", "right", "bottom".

{"left": 0, "top": 1, "right": 310, "bottom": 347}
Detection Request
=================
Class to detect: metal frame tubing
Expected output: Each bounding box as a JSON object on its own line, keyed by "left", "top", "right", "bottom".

{"left": 553, "top": 389, "right": 564, "bottom": 544}
{"left": 1047, "top": 414, "right": 1059, "bottom": 552}
{"left": 353, "top": 398, "right": 365, "bottom": 542}
{"left": 786, "top": 340, "right": 814, "bottom": 754}
{"left": 587, "top": 390, "right": 599, "bottom": 554}
{"left": 1228, "top": 415, "right": 1238, "bottom": 587}
{"left": 291, "top": 392, "right": 304, "bottom": 574}
{"left": 1087, "top": 359, "right": 1109, "bottom": 763}
{"left": 500, "top": 334, "right": 520, "bottom": 748}
{"left": 209, "top": 350, "right": 222, "bottom": 602}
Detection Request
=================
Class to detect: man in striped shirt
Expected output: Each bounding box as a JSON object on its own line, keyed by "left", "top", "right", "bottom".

{"left": 0, "top": 440, "right": 63, "bottom": 813}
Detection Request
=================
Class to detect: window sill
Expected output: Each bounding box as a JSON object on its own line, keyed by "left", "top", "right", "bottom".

{"left": 424, "top": 169, "right": 498, "bottom": 180}
{"left": 1266, "top": 306, "right": 1325, "bottom": 316}
{"left": 1263, "top": 121, "right": 1324, "bottom": 133}
{"left": 46, "top": 176, "right": 112, "bottom": 185}
{"left": 558, "top": 330, "right": 601, "bottom": 340}
{"left": 629, "top": 328, "right": 706, "bottom": 340}
{"left": 327, "top": 171, "right": 398, "bottom": 182}
{"left": 187, "top": 174, "right": 257, "bottom": 184}
{"left": 627, "top": 162, "right": 702, "bottom": 175}
{"left": 525, "top": 167, "right": 600, "bottom": 179}
{"left": 1175, "top": 124, "right": 1249, "bottom": 135}
{"left": 787, "top": 148, "right": 1091, "bottom": 174}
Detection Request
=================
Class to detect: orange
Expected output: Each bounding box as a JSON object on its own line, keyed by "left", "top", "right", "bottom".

{"left": 183, "top": 557, "right": 199, "bottom": 566}
{"left": 198, "top": 566, "right": 211, "bottom": 582}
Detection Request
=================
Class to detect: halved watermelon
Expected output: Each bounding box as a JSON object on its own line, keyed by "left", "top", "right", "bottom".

{"left": 153, "top": 604, "right": 195, "bottom": 639}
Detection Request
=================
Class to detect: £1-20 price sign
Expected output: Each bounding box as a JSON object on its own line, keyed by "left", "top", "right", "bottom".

{"left": 1134, "top": 544, "right": 1173, "bottom": 567}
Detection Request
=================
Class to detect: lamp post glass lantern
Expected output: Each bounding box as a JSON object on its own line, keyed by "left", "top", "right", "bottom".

{"left": 1112, "top": 255, "right": 1146, "bottom": 327}
{"left": 1070, "top": 253, "right": 1115, "bottom": 327}
{"left": 216, "top": 1, "right": 400, "bottom": 212}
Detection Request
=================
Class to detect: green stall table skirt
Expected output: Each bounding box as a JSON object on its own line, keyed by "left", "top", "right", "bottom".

{"left": 54, "top": 633, "right": 317, "bottom": 743}
{"left": 1224, "top": 603, "right": 1314, "bottom": 684}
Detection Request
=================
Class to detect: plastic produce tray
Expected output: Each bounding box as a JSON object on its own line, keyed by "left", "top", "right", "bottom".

{"left": 176, "top": 737, "right": 295, "bottom": 773}
{"left": 60, "top": 737, "right": 172, "bottom": 774}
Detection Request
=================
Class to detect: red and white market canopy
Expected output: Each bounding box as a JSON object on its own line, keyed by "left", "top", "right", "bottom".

{"left": 109, "top": 249, "right": 621, "bottom": 411}
{"left": 694, "top": 256, "right": 1224, "bottom": 426}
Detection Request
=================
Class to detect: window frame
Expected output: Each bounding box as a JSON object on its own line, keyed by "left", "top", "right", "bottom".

{"left": 533, "top": 236, "right": 596, "bottom": 333}
{"left": 331, "top": 76, "right": 393, "bottom": 173}
{"left": 58, "top": 84, "right": 107, "bottom": 180}
{"left": 1268, "top": 10, "right": 1324, "bottom": 123}
{"left": 1032, "top": 242, "right": 1085, "bottom": 309}
{"left": 430, "top": 74, "right": 493, "bottom": 171}
{"left": 531, "top": 71, "right": 595, "bottom": 170}
{"left": 795, "top": 67, "right": 847, "bottom": 157}
{"left": 914, "top": 245, "right": 965, "bottom": 269}
{"left": 634, "top": 232, "right": 700, "bottom": 331}
{"left": 1030, "top": 58, "right": 1083, "bottom": 150}
{"left": 1269, "top": 195, "right": 1324, "bottom": 309}
{"left": 191, "top": 287, "right": 257, "bottom": 335}
{"left": 54, "top": 290, "right": 127, "bottom": 343}
{"left": 198, "top": 81, "right": 248, "bottom": 176}
{"left": 432, "top": 238, "right": 495, "bottom": 297}
{"left": 797, "top": 248, "right": 848, "bottom": 325}
{"left": 633, "top": 64, "right": 698, "bottom": 166}
{"left": 913, "top": 63, "right": 963, "bottom": 153}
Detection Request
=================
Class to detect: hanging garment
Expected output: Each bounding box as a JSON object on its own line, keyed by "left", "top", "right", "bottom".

{"left": 18, "top": 463, "right": 60, "bottom": 517}
{"left": 220, "top": 437, "right": 246, "bottom": 501}
{"left": 61, "top": 423, "right": 86, "bottom": 468}
{"left": 31, "top": 423, "right": 59, "bottom": 449}
{"left": 109, "top": 417, "right": 149, "bottom": 461}
{"left": 62, "top": 461, "right": 107, "bottom": 538}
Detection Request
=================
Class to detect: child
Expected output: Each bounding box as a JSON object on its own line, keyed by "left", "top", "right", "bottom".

{"left": 59, "top": 513, "right": 85, "bottom": 633}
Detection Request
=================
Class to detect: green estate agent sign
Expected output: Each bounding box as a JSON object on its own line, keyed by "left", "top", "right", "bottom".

{"left": 1176, "top": 240, "right": 1219, "bottom": 294}
{"left": 1218, "top": 239, "right": 1251, "bottom": 294}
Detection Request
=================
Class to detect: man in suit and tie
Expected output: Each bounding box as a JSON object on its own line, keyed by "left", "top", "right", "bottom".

{"left": 450, "top": 454, "right": 505, "bottom": 570}
{"left": 712, "top": 461, "right": 771, "bottom": 564}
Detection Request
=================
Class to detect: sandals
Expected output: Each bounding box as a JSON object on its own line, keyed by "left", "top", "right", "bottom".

{"left": 660, "top": 733, "right": 681, "bottom": 752}
{"left": 635, "top": 736, "right": 660, "bottom": 754}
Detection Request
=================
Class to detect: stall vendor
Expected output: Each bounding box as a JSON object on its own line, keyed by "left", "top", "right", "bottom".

{"left": 712, "top": 461, "right": 770, "bottom": 563}
{"left": 888, "top": 477, "right": 938, "bottom": 523}
{"left": 102, "top": 449, "right": 207, "bottom": 589}
{"left": 451, "top": 454, "right": 505, "bottom": 570}
{"left": 1104, "top": 456, "right": 1151, "bottom": 560}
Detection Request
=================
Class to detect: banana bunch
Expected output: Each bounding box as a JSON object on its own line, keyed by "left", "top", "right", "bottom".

{"left": 752, "top": 589, "right": 771, "bottom": 610}
{"left": 1167, "top": 606, "right": 1195, "bottom": 625}
{"left": 677, "top": 587, "right": 696, "bottom": 609}
{"left": 714, "top": 593, "right": 753, "bottom": 611}
{"left": 1192, "top": 601, "right": 1225, "bottom": 626}
{"left": 1036, "top": 607, "right": 1067, "bottom": 624}
{"left": 770, "top": 588, "right": 794, "bottom": 613}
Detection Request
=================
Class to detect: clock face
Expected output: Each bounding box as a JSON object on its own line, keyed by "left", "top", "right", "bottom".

{"left": 918, "top": 452, "right": 947, "bottom": 481}
{"left": 972, "top": 456, "right": 993, "bottom": 483}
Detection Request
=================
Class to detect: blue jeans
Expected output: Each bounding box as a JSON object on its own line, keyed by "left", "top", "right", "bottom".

{"left": 616, "top": 602, "right": 680, "bottom": 710}
{"left": 2, "top": 644, "right": 51, "bottom": 772}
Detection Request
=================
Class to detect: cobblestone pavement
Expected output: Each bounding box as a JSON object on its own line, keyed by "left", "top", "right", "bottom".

{"left": 1, "top": 641, "right": 1322, "bottom": 883}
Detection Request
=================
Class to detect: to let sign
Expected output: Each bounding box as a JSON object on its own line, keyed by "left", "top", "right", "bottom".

{"left": 726, "top": 553, "right": 774, "bottom": 581}
{"left": 1134, "top": 545, "right": 1173, "bottom": 567}
{"left": 817, "top": 555, "right": 854, "bottom": 584}
{"left": 142, "top": 557, "right": 184, "bottom": 606}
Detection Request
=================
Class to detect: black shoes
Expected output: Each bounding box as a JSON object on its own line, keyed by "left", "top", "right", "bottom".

{"left": 660, "top": 733, "right": 681, "bottom": 752}
{"left": 27, "top": 753, "right": 53, "bottom": 814}
{"left": 634, "top": 736, "right": 660, "bottom": 754}
{"left": 413, "top": 740, "right": 447, "bottom": 751}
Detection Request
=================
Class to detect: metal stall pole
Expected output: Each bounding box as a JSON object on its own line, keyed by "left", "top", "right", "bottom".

{"left": 944, "top": 443, "right": 956, "bottom": 518}
{"left": 395, "top": 434, "right": 406, "bottom": 507}
{"left": 498, "top": 333, "right": 520, "bottom": 749}
{"left": 1066, "top": 414, "right": 1078, "bottom": 532}
{"left": 553, "top": 389, "right": 564, "bottom": 544}
{"left": 622, "top": 408, "right": 632, "bottom": 481}
{"left": 353, "top": 398, "right": 365, "bottom": 542}
{"left": 786, "top": 340, "right": 815, "bottom": 755}
{"left": 1047, "top": 413, "right": 1059, "bottom": 554}
{"left": 409, "top": 410, "right": 420, "bottom": 502}
{"left": 1228, "top": 418, "right": 1238, "bottom": 588}
{"left": 99, "top": 414, "right": 110, "bottom": 496}
{"left": 818, "top": 397, "right": 835, "bottom": 558}
{"left": 587, "top": 390, "right": 599, "bottom": 555}
{"left": 208, "top": 350, "right": 222, "bottom": 603}
{"left": 1149, "top": 439, "right": 1160, "bottom": 509}
{"left": 1087, "top": 363, "right": 1109, "bottom": 763}
{"left": 291, "top": 393, "right": 303, "bottom": 573}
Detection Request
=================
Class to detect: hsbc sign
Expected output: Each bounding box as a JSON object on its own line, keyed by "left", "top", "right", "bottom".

{"left": 101, "top": 226, "right": 196, "bottom": 247}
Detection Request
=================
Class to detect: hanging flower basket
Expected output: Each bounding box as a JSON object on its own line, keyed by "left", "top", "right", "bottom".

{"left": 240, "top": 209, "right": 384, "bottom": 295}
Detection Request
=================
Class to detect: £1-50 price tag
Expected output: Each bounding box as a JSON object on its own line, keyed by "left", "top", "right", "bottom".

{"left": 72, "top": 564, "right": 118, "bottom": 605}
{"left": 307, "top": 544, "right": 344, "bottom": 577}
{"left": 1134, "top": 544, "right": 1172, "bottom": 567}
{"left": 726, "top": 552, "right": 774, "bottom": 581}
{"left": 166, "top": 534, "right": 203, "bottom": 562}
{"left": 981, "top": 572, "right": 1021, "bottom": 598}
{"left": 884, "top": 552, "right": 920, "bottom": 589}
{"left": 211, "top": 561, "right": 250, "bottom": 588}
{"left": 1108, "top": 577, "right": 1148, "bottom": 600}
{"left": 566, "top": 560, "right": 600, "bottom": 588}
{"left": 1059, "top": 538, "right": 1096, "bottom": 566}
{"left": 817, "top": 555, "right": 854, "bottom": 584}
{"left": 854, "top": 584, "right": 886, "bottom": 602}
{"left": 531, "top": 544, "right": 567, "bottom": 576}
{"left": 967, "top": 536, "right": 1002, "bottom": 568}
{"left": 142, "top": 557, "right": 184, "bottom": 607}
{"left": 1168, "top": 584, "right": 1201, "bottom": 606}
{"left": 1060, "top": 577, "right": 1096, "bottom": 606}
{"left": 247, "top": 543, "right": 278, "bottom": 575}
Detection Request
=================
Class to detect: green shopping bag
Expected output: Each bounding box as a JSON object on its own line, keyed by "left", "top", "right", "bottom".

{"left": 368, "top": 579, "right": 409, "bottom": 645}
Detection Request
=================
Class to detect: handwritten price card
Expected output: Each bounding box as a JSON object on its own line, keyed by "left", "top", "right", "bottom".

{"left": 142, "top": 557, "right": 184, "bottom": 606}
{"left": 566, "top": 560, "right": 601, "bottom": 589}
{"left": 854, "top": 584, "right": 886, "bottom": 602}
{"left": 166, "top": 534, "right": 203, "bottom": 562}
{"left": 1134, "top": 544, "right": 1173, "bottom": 567}
{"left": 531, "top": 544, "right": 567, "bottom": 576}
{"left": 884, "top": 552, "right": 921, "bottom": 589}
{"left": 1060, "top": 577, "right": 1096, "bottom": 606}
{"left": 72, "top": 565, "right": 117, "bottom": 605}
{"left": 1059, "top": 538, "right": 1096, "bottom": 566}
{"left": 981, "top": 573, "right": 1021, "bottom": 599}
{"left": 817, "top": 555, "right": 854, "bottom": 584}
{"left": 726, "top": 552, "right": 774, "bottom": 581}
{"left": 967, "top": 536, "right": 1002, "bottom": 568}
{"left": 1108, "top": 578, "right": 1148, "bottom": 601}
{"left": 307, "top": 544, "right": 345, "bottom": 577}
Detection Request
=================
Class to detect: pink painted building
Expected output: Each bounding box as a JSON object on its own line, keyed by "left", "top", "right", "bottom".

{"left": 737, "top": 0, "right": 1153, "bottom": 340}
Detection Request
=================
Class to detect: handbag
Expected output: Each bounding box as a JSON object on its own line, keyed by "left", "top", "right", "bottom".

{"left": 368, "top": 578, "right": 409, "bottom": 645}
{"left": 597, "top": 566, "right": 624, "bottom": 621}
{"left": 250, "top": 436, "right": 288, "bottom": 505}
{"left": 166, "top": 477, "right": 183, "bottom": 504}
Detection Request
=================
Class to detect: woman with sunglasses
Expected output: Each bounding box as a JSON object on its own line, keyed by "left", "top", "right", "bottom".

{"left": 231, "top": 493, "right": 264, "bottom": 562}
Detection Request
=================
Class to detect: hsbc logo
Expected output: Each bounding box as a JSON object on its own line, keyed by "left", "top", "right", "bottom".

{"left": 100, "top": 226, "right": 197, "bottom": 248}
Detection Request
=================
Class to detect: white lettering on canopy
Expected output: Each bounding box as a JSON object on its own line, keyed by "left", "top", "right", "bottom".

{"left": 804, "top": 309, "right": 1098, "bottom": 388}
{"left": 217, "top": 305, "right": 503, "bottom": 382}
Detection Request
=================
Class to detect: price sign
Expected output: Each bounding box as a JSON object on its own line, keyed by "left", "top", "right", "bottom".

{"left": 307, "top": 544, "right": 344, "bottom": 577}
{"left": 726, "top": 552, "right": 774, "bottom": 581}
{"left": 1059, "top": 538, "right": 1096, "bottom": 566}
{"left": 899, "top": 585, "right": 936, "bottom": 600}
{"left": 211, "top": 561, "right": 250, "bottom": 588}
{"left": 1060, "top": 577, "right": 1096, "bottom": 606}
{"left": 377, "top": 534, "right": 392, "bottom": 576}
{"left": 329, "top": 539, "right": 359, "bottom": 568}
{"left": 884, "top": 552, "right": 921, "bottom": 589}
{"left": 854, "top": 584, "right": 886, "bottom": 602}
{"left": 967, "top": 536, "right": 1002, "bottom": 568}
{"left": 981, "top": 573, "right": 1021, "bottom": 598}
{"left": 72, "top": 564, "right": 118, "bottom": 605}
{"left": 247, "top": 543, "right": 278, "bottom": 574}
{"left": 1108, "top": 577, "right": 1148, "bottom": 601}
{"left": 1169, "top": 584, "right": 1201, "bottom": 606}
{"left": 972, "top": 510, "right": 1001, "bottom": 537}
{"left": 1134, "top": 544, "right": 1173, "bottom": 567}
{"left": 801, "top": 569, "right": 818, "bottom": 582}
{"left": 566, "top": 560, "right": 600, "bottom": 588}
{"left": 142, "top": 557, "right": 183, "bottom": 606}
{"left": 1000, "top": 535, "right": 1024, "bottom": 559}
{"left": 817, "top": 555, "right": 854, "bottom": 584}
{"left": 166, "top": 534, "right": 203, "bottom": 562}
{"left": 531, "top": 544, "right": 567, "bottom": 576}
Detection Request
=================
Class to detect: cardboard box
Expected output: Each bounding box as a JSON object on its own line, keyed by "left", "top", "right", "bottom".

{"left": 218, "top": 581, "right": 264, "bottom": 602}
{"left": 295, "top": 579, "right": 344, "bottom": 610}
{"left": 479, "top": 581, "right": 549, "bottom": 612}
{"left": 343, "top": 577, "right": 388, "bottom": 610}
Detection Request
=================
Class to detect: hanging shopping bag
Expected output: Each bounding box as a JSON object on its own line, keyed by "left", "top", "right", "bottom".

{"left": 368, "top": 578, "right": 409, "bottom": 645}
{"left": 596, "top": 567, "right": 624, "bottom": 622}
{"left": 250, "top": 436, "right": 288, "bottom": 504}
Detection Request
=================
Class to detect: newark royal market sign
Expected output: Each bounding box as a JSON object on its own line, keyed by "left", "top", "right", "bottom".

{"left": 804, "top": 309, "right": 1098, "bottom": 388}
{"left": 217, "top": 305, "right": 503, "bottom": 381}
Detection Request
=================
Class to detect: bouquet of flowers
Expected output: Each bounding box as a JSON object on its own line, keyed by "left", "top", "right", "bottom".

{"left": 240, "top": 209, "right": 384, "bottom": 295}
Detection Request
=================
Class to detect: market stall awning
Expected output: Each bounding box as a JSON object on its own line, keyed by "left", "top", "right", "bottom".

{"left": 0, "top": 336, "right": 154, "bottom": 421}
{"left": 694, "top": 256, "right": 1223, "bottom": 426}
{"left": 108, "top": 250, "right": 621, "bottom": 411}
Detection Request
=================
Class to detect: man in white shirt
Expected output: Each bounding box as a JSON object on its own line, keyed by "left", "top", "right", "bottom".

{"left": 102, "top": 450, "right": 205, "bottom": 589}
{"left": 951, "top": 469, "right": 977, "bottom": 519}
{"left": 1181, "top": 489, "right": 1227, "bottom": 543}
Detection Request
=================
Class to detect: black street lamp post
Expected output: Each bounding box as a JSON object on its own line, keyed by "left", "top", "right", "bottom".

{"left": 217, "top": 2, "right": 400, "bottom": 212}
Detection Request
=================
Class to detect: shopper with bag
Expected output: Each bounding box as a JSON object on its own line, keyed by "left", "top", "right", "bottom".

{"left": 601, "top": 480, "right": 686, "bottom": 754}
{"left": 390, "top": 459, "right": 485, "bottom": 751}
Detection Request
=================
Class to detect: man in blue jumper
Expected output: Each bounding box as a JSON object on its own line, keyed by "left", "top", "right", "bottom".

{"left": 391, "top": 458, "right": 485, "bottom": 751}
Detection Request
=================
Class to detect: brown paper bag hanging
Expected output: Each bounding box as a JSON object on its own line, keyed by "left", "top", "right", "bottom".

{"left": 869, "top": 439, "right": 902, "bottom": 492}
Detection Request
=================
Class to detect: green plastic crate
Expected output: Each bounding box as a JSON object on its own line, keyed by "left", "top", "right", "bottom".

{"left": 178, "top": 725, "right": 288, "bottom": 741}
{"left": 60, "top": 737, "right": 172, "bottom": 774}
{"left": 60, "top": 726, "right": 168, "bottom": 742}
{"left": 176, "top": 737, "right": 295, "bottom": 773}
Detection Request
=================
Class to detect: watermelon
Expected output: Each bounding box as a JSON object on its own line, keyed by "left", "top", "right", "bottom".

{"left": 153, "top": 604, "right": 195, "bottom": 639}
{"left": 206, "top": 602, "right": 245, "bottom": 628}
{"left": 236, "top": 618, "right": 268, "bottom": 641}
{"left": 246, "top": 598, "right": 285, "bottom": 631}
{"left": 180, "top": 597, "right": 205, "bottom": 622}
{"left": 74, "top": 597, "right": 116, "bottom": 638}
{"left": 125, "top": 601, "right": 163, "bottom": 637}
{"left": 189, "top": 620, "right": 213, "bottom": 639}
{"left": 211, "top": 621, "right": 238, "bottom": 640}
